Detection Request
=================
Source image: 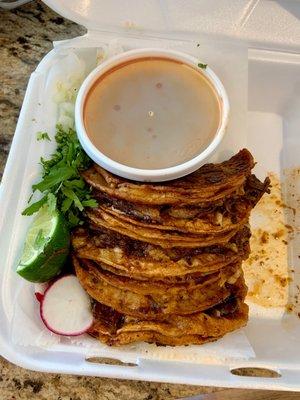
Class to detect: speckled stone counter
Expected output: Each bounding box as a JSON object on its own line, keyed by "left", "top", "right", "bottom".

{"left": 0, "top": 2, "right": 298, "bottom": 399}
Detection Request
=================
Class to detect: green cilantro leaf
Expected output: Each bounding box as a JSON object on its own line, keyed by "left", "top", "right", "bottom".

{"left": 198, "top": 63, "right": 207, "bottom": 69}
{"left": 22, "top": 196, "right": 48, "bottom": 216}
{"left": 61, "top": 186, "right": 84, "bottom": 211}
{"left": 68, "top": 210, "right": 81, "bottom": 226}
{"left": 61, "top": 197, "right": 73, "bottom": 212}
{"left": 23, "top": 125, "right": 97, "bottom": 227}
{"left": 37, "top": 131, "right": 51, "bottom": 141}
{"left": 82, "top": 199, "right": 98, "bottom": 208}
{"left": 33, "top": 166, "right": 75, "bottom": 192}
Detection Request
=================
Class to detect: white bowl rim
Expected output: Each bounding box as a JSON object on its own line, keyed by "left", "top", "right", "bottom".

{"left": 75, "top": 47, "right": 230, "bottom": 182}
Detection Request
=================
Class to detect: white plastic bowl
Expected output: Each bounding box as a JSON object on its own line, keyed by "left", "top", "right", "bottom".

{"left": 75, "top": 48, "right": 229, "bottom": 182}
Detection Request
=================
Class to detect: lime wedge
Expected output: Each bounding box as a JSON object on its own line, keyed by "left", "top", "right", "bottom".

{"left": 17, "top": 206, "right": 70, "bottom": 282}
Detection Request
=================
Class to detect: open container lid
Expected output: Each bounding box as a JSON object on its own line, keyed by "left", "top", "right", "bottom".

{"left": 1, "top": 0, "right": 300, "bottom": 389}
{"left": 43, "top": 0, "right": 300, "bottom": 51}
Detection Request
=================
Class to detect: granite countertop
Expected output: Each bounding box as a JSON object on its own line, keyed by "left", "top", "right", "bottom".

{"left": 0, "top": 2, "right": 298, "bottom": 399}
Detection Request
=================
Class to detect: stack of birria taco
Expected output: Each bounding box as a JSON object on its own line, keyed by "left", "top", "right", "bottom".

{"left": 72, "top": 149, "right": 270, "bottom": 346}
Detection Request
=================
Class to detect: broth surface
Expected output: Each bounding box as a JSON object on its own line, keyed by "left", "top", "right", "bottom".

{"left": 84, "top": 57, "right": 221, "bottom": 169}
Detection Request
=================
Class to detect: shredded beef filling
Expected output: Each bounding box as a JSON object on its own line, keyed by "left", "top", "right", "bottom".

{"left": 92, "top": 175, "right": 270, "bottom": 225}
{"left": 79, "top": 224, "right": 251, "bottom": 261}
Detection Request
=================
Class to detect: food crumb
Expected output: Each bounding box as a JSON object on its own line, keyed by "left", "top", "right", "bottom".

{"left": 273, "top": 229, "right": 284, "bottom": 239}
{"left": 285, "top": 224, "right": 294, "bottom": 233}
{"left": 274, "top": 275, "right": 291, "bottom": 287}
{"left": 260, "top": 231, "right": 269, "bottom": 244}
{"left": 286, "top": 304, "right": 294, "bottom": 313}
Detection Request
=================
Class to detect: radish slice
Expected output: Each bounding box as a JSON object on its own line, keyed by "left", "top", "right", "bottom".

{"left": 34, "top": 282, "right": 49, "bottom": 303}
{"left": 40, "top": 275, "right": 93, "bottom": 336}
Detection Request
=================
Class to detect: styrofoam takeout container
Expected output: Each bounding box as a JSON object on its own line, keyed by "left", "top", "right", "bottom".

{"left": 0, "top": 0, "right": 300, "bottom": 391}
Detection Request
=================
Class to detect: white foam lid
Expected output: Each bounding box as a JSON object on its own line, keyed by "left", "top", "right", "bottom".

{"left": 43, "top": 0, "right": 300, "bottom": 51}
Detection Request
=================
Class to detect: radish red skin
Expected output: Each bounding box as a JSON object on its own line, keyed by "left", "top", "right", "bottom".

{"left": 34, "top": 282, "right": 49, "bottom": 303}
{"left": 40, "top": 274, "right": 94, "bottom": 336}
{"left": 35, "top": 276, "right": 64, "bottom": 305}
{"left": 35, "top": 292, "right": 44, "bottom": 303}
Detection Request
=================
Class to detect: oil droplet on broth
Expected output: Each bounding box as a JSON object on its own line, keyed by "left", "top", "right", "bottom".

{"left": 84, "top": 57, "right": 221, "bottom": 169}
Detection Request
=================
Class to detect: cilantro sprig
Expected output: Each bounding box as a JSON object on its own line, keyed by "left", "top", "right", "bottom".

{"left": 37, "top": 131, "right": 51, "bottom": 141}
{"left": 23, "top": 124, "right": 97, "bottom": 227}
{"left": 198, "top": 63, "right": 207, "bottom": 70}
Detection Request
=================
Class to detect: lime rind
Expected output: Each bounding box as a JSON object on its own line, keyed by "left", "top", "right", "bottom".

{"left": 19, "top": 206, "right": 58, "bottom": 266}
{"left": 17, "top": 206, "right": 70, "bottom": 282}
